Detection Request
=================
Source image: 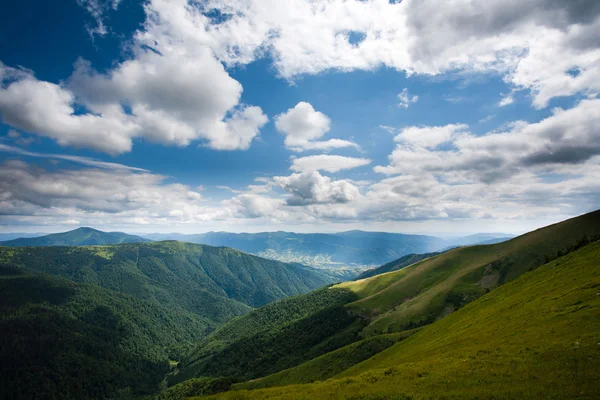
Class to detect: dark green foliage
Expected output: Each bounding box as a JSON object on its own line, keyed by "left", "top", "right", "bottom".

{"left": 356, "top": 252, "right": 439, "bottom": 280}
{"left": 174, "top": 287, "right": 359, "bottom": 384}
{"left": 0, "top": 268, "right": 211, "bottom": 399}
{"left": 236, "top": 331, "right": 420, "bottom": 390}
{"left": 172, "top": 304, "right": 363, "bottom": 384}
{"left": 155, "top": 377, "right": 233, "bottom": 400}
{"left": 0, "top": 241, "right": 332, "bottom": 324}
{"left": 0, "top": 227, "right": 151, "bottom": 247}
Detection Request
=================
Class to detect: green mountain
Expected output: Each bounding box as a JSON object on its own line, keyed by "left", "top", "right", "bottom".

{"left": 0, "top": 241, "right": 332, "bottom": 323}
{"left": 173, "top": 210, "right": 600, "bottom": 391}
{"left": 206, "top": 237, "right": 600, "bottom": 399}
{"left": 0, "top": 227, "right": 151, "bottom": 247}
{"left": 0, "top": 266, "right": 211, "bottom": 399}
{"left": 0, "top": 241, "right": 333, "bottom": 399}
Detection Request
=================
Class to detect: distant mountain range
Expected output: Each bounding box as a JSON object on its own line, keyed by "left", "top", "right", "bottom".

{"left": 141, "top": 230, "right": 514, "bottom": 268}
{"left": 1, "top": 228, "right": 514, "bottom": 281}
{"left": 0, "top": 227, "right": 150, "bottom": 247}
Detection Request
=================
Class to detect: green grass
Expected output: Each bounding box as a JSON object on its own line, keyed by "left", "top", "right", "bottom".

{"left": 197, "top": 240, "right": 600, "bottom": 399}
{"left": 234, "top": 329, "right": 421, "bottom": 390}
{"left": 340, "top": 210, "right": 600, "bottom": 336}
{"left": 173, "top": 210, "right": 600, "bottom": 391}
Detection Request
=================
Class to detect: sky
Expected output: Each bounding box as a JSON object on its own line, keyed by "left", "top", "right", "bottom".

{"left": 0, "top": 0, "right": 599, "bottom": 235}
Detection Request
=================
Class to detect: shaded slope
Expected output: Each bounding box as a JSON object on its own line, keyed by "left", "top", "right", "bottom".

{"left": 0, "top": 266, "right": 211, "bottom": 399}
{"left": 0, "top": 227, "right": 151, "bottom": 247}
{"left": 199, "top": 240, "right": 600, "bottom": 399}
{"left": 171, "top": 287, "right": 360, "bottom": 385}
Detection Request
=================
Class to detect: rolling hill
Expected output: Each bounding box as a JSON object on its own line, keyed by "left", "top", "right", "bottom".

{"left": 0, "top": 241, "right": 332, "bottom": 324}
{"left": 0, "top": 227, "right": 151, "bottom": 247}
{"left": 173, "top": 210, "right": 600, "bottom": 391}
{"left": 204, "top": 238, "right": 600, "bottom": 399}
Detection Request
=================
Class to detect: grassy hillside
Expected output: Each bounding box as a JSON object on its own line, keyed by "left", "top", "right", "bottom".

{"left": 339, "top": 209, "right": 600, "bottom": 336}
{"left": 0, "top": 266, "right": 211, "bottom": 399}
{"left": 0, "top": 241, "right": 332, "bottom": 325}
{"left": 198, "top": 239, "right": 600, "bottom": 399}
{"left": 355, "top": 252, "right": 439, "bottom": 280}
{"left": 0, "top": 227, "right": 151, "bottom": 246}
{"left": 175, "top": 210, "right": 600, "bottom": 389}
{"left": 235, "top": 329, "right": 421, "bottom": 390}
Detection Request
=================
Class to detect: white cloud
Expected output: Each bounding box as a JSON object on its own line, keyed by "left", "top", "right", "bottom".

{"left": 198, "top": 0, "right": 600, "bottom": 108}
{"left": 274, "top": 102, "right": 357, "bottom": 152}
{"left": 0, "top": 144, "right": 148, "bottom": 171}
{"left": 498, "top": 95, "right": 514, "bottom": 107}
{"left": 397, "top": 88, "right": 419, "bottom": 109}
{"left": 274, "top": 171, "right": 360, "bottom": 206}
{"left": 76, "top": 0, "right": 122, "bottom": 37}
{"left": 290, "top": 155, "right": 371, "bottom": 173}
{"left": 376, "top": 99, "right": 600, "bottom": 183}
{"left": 0, "top": 0, "right": 268, "bottom": 155}
{"left": 394, "top": 124, "right": 469, "bottom": 150}
{"left": 0, "top": 160, "right": 214, "bottom": 224}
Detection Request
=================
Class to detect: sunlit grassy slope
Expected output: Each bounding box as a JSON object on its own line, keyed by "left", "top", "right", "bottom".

{"left": 175, "top": 210, "right": 600, "bottom": 388}
{"left": 339, "top": 209, "right": 600, "bottom": 336}
{"left": 198, "top": 240, "right": 600, "bottom": 399}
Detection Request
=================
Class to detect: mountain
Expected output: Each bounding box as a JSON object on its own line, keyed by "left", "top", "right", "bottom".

{"left": 355, "top": 252, "right": 440, "bottom": 280}
{"left": 142, "top": 231, "right": 448, "bottom": 266}
{"left": 0, "top": 266, "right": 212, "bottom": 399}
{"left": 172, "top": 209, "right": 600, "bottom": 391}
{"left": 142, "top": 230, "right": 512, "bottom": 277}
{"left": 0, "top": 227, "right": 151, "bottom": 247}
{"left": 207, "top": 238, "right": 600, "bottom": 399}
{"left": 0, "top": 232, "right": 45, "bottom": 241}
{"left": 0, "top": 241, "right": 333, "bottom": 399}
{"left": 0, "top": 241, "right": 332, "bottom": 322}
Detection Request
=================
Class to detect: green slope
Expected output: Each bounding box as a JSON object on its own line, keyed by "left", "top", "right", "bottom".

{"left": 0, "top": 227, "right": 151, "bottom": 246}
{"left": 170, "top": 286, "right": 360, "bottom": 385}
{"left": 0, "top": 241, "right": 332, "bottom": 325}
{"left": 174, "top": 210, "right": 600, "bottom": 387}
{"left": 198, "top": 239, "right": 600, "bottom": 399}
{"left": 0, "top": 266, "right": 211, "bottom": 399}
{"left": 339, "top": 209, "right": 600, "bottom": 336}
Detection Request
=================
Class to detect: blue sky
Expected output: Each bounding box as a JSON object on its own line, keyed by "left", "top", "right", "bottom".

{"left": 0, "top": 0, "right": 599, "bottom": 234}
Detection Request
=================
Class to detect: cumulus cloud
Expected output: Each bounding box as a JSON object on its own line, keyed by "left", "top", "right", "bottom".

{"left": 0, "top": 0, "right": 268, "bottom": 154}
{"left": 197, "top": 0, "right": 600, "bottom": 108}
{"left": 274, "top": 171, "right": 360, "bottom": 206}
{"left": 0, "top": 160, "right": 215, "bottom": 225}
{"left": 274, "top": 102, "right": 357, "bottom": 152}
{"left": 290, "top": 155, "right": 371, "bottom": 173}
{"left": 397, "top": 88, "right": 419, "bottom": 109}
{"left": 375, "top": 99, "right": 600, "bottom": 183}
